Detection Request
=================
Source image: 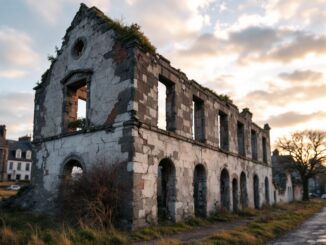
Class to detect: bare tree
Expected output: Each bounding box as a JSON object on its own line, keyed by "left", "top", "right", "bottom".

{"left": 278, "top": 130, "right": 326, "bottom": 201}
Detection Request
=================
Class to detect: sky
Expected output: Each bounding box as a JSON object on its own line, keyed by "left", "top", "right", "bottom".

{"left": 0, "top": 0, "right": 325, "bottom": 147}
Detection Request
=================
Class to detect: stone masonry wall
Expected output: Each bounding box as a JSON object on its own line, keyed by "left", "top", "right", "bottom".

{"left": 29, "top": 4, "right": 274, "bottom": 230}
{"left": 30, "top": 5, "right": 136, "bottom": 228}
{"left": 130, "top": 48, "right": 273, "bottom": 227}
{"left": 131, "top": 126, "right": 273, "bottom": 227}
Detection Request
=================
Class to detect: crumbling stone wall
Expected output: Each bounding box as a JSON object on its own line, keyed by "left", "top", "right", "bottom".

{"left": 130, "top": 48, "right": 273, "bottom": 226}
{"left": 28, "top": 4, "right": 274, "bottom": 229}
{"left": 31, "top": 5, "right": 136, "bottom": 228}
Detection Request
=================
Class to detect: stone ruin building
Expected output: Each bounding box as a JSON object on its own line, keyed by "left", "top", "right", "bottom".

{"left": 27, "top": 4, "right": 274, "bottom": 229}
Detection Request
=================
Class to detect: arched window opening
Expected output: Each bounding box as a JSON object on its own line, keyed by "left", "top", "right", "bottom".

{"left": 240, "top": 172, "right": 248, "bottom": 208}
{"left": 157, "top": 158, "right": 176, "bottom": 223}
{"left": 265, "top": 177, "right": 270, "bottom": 205}
{"left": 253, "top": 175, "right": 260, "bottom": 209}
{"left": 220, "top": 169, "right": 230, "bottom": 210}
{"left": 63, "top": 159, "right": 84, "bottom": 180}
{"left": 232, "top": 178, "right": 238, "bottom": 212}
{"left": 193, "top": 164, "right": 207, "bottom": 217}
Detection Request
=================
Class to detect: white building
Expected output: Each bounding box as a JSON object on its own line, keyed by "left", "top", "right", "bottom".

{"left": 6, "top": 136, "right": 32, "bottom": 181}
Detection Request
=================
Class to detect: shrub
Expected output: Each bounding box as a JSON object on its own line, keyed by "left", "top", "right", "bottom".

{"left": 58, "top": 162, "right": 128, "bottom": 229}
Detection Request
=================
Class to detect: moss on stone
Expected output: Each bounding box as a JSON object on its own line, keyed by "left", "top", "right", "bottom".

{"left": 91, "top": 7, "right": 156, "bottom": 54}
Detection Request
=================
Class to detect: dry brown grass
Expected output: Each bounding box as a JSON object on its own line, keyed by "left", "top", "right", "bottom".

{"left": 0, "top": 200, "right": 323, "bottom": 245}
{"left": 0, "top": 182, "right": 15, "bottom": 187}
{"left": 0, "top": 189, "right": 17, "bottom": 197}
{"left": 199, "top": 200, "right": 325, "bottom": 245}
{"left": 0, "top": 227, "right": 19, "bottom": 245}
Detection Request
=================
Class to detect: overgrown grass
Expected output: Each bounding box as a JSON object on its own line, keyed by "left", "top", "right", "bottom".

{"left": 0, "top": 200, "right": 324, "bottom": 244}
{"left": 199, "top": 200, "right": 325, "bottom": 245}
{"left": 0, "top": 190, "right": 17, "bottom": 198}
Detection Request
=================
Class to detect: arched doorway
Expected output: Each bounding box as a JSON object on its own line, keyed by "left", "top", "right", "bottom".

{"left": 220, "top": 169, "right": 230, "bottom": 210}
{"left": 232, "top": 178, "right": 238, "bottom": 211}
{"left": 265, "top": 177, "right": 270, "bottom": 205}
{"left": 62, "top": 159, "right": 84, "bottom": 180}
{"left": 193, "top": 164, "right": 207, "bottom": 217}
{"left": 240, "top": 172, "right": 248, "bottom": 208}
{"left": 253, "top": 175, "right": 260, "bottom": 209}
{"left": 157, "top": 158, "right": 176, "bottom": 222}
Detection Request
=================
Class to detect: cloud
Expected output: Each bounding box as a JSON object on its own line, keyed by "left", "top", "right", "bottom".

{"left": 266, "top": 0, "right": 326, "bottom": 27}
{"left": 229, "top": 26, "right": 280, "bottom": 53}
{"left": 256, "top": 32, "right": 326, "bottom": 63}
{"left": 0, "top": 92, "right": 34, "bottom": 140}
{"left": 265, "top": 111, "right": 326, "bottom": 128}
{"left": 0, "top": 27, "right": 39, "bottom": 78}
{"left": 26, "top": 0, "right": 110, "bottom": 24}
{"left": 25, "top": 0, "right": 212, "bottom": 46}
{"left": 178, "top": 33, "right": 221, "bottom": 57}
{"left": 279, "top": 70, "right": 323, "bottom": 83}
{"left": 175, "top": 25, "right": 326, "bottom": 66}
{"left": 243, "top": 83, "right": 326, "bottom": 107}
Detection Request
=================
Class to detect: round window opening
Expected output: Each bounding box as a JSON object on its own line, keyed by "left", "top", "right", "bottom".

{"left": 72, "top": 38, "right": 86, "bottom": 59}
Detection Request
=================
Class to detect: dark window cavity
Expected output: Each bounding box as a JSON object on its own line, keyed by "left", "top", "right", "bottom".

{"left": 193, "top": 164, "right": 207, "bottom": 217}
{"left": 237, "top": 122, "right": 245, "bottom": 156}
{"left": 251, "top": 130, "right": 258, "bottom": 160}
{"left": 71, "top": 38, "right": 86, "bottom": 59}
{"left": 240, "top": 172, "right": 248, "bottom": 208}
{"left": 220, "top": 169, "right": 230, "bottom": 210}
{"left": 262, "top": 136, "right": 267, "bottom": 163}
{"left": 265, "top": 177, "right": 270, "bottom": 205}
{"left": 232, "top": 178, "right": 238, "bottom": 211}
{"left": 253, "top": 175, "right": 260, "bottom": 209}
{"left": 157, "top": 158, "right": 176, "bottom": 223}
{"left": 218, "top": 111, "right": 229, "bottom": 151}
{"left": 192, "top": 96, "right": 205, "bottom": 142}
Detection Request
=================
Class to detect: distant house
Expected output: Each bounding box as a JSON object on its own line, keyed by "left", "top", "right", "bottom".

{"left": 7, "top": 136, "right": 32, "bottom": 181}
{"left": 0, "top": 125, "right": 32, "bottom": 181}
{"left": 272, "top": 149, "right": 302, "bottom": 202}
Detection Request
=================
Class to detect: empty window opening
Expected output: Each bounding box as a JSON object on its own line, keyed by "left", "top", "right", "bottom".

{"left": 218, "top": 111, "right": 229, "bottom": 151}
{"left": 63, "top": 159, "right": 84, "bottom": 180}
{"left": 237, "top": 122, "right": 245, "bottom": 156}
{"left": 251, "top": 130, "right": 258, "bottom": 160}
{"left": 220, "top": 169, "right": 230, "bottom": 210}
{"left": 253, "top": 175, "right": 260, "bottom": 209}
{"left": 265, "top": 177, "right": 270, "bottom": 205}
{"left": 193, "top": 164, "right": 207, "bottom": 217}
{"left": 157, "top": 76, "right": 175, "bottom": 131}
{"left": 232, "top": 178, "right": 238, "bottom": 212}
{"left": 262, "top": 137, "right": 267, "bottom": 163}
{"left": 240, "top": 172, "right": 248, "bottom": 209}
{"left": 192, "top": 97, "right": 205, "bottom": 142}
{"left": 71, "top": 38, "right": 86, "bottom": 59}
{"left": 157, "top": 158, "right": 176, "bottom": 223}
{"left": 158, "top": 82, "right": 167, "bottom": 129}
{"left": 64, "top": 80, "right": 88, "bottom": 132}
